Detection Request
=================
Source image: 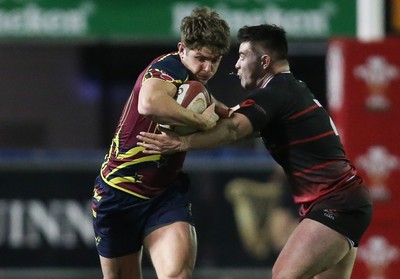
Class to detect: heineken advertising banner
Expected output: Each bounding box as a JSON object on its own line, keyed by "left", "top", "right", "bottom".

{"left": 0, "top": 0, "right": 356, "bottom": 41}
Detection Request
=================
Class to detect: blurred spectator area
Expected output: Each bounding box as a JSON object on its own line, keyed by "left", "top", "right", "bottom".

{"left": 0, "top": 42, "right": 327, "bottom": 151}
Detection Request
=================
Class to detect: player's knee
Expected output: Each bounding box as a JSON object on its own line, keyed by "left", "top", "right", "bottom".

{"left": 155, "top": 258, "right": 194, "bottom": 279}
{"left": 271, "top": 266, "right": 302, "bottom": 279}
{"left": 164, "top": 264, "right": 193, "bottom": 279}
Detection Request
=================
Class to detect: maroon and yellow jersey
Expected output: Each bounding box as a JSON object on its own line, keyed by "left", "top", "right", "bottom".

{"left": 236, "top": 72, "right": 365, "bottom": 216}
{"left": 100, "top": 52, "right": 189, "bottom": 199}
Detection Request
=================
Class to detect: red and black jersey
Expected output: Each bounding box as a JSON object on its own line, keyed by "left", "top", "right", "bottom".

{"left": 236, "top": 72, "right": 363, "bottom": 215}
{"left": 100, "top": 52, "right": 189, "bottom": 199}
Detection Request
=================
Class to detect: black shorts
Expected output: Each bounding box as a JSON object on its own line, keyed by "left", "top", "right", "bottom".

{"left": 92, "top": 173, "right": 194, "bottom": 258}
{"left": 304, "top": 183, "right": 373, "bottom": 247}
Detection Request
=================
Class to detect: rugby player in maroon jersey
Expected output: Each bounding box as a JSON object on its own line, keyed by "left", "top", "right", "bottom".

{"left": 92, "top": 7, "right": 230, "bottom": 279}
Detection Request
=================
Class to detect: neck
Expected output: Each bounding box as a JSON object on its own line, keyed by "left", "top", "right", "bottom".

{"left": 258, "top": 73, "right": 275, "bottom": 88}
{"left": 273, "top": 60, "right": 290, "bottom": 74}
{"left": 258, "top": 60, "right": 290, "bottom": 88}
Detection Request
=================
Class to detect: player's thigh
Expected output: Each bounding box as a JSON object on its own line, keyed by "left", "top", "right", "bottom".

{"left": 314, "top": 247, "right": 357, "bottom": 279}
{"left": 99, "top": 252, "right": 142, "bottom": 279}
{"left": 144, "top": 222, "right": 197, "bottom": 278}
{"left": 272, "top": 218, "right": 351, "bottom": 279}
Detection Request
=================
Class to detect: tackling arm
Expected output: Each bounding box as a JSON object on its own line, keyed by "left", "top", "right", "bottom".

{"left": 137, "top": 112, "right": 254, "bottom": 154}
{"left": 210, "top": 95, "right": 232, "bottom": 119}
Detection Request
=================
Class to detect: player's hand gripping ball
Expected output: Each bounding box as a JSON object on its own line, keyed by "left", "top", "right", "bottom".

{"left": 173, "top": 80, "right": 212, "bottom": 135}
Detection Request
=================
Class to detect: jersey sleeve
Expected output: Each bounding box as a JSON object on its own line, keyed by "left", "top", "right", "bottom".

{"left": 235, "top": 87, "right": 285, "bottom": 132}
{"left": 143, "top": 53, "right": 188, "bottom": 88}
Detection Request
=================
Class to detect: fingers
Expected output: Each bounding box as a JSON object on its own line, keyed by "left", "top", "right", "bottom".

{"left": 203, "top": 103, "right": 216, "bottom": 115}
{"left": 138, "top": 145, "right": 161, "bottom": 154}
{"left": 137, "top": 131, "right": 182, "bottom": 155}
{"left": 137, "top": 132, "right": 159, "bottom": 145}
{"left": 137, "top": 142, "right": 162, "bottom": 154}
{"left": 136, "top": 132, "right": 173, "bottom": 154}
{"left": 210, "top": 111, "right": 219, "bottom": 123}
{"left": 202, "top": 103, "right": 219, "bottom": 130}
{"left": 136, "top": 135, "right": 161, "bottom": 154}
{"left": 204, "top": 112, "right": 219, "bottom": 130}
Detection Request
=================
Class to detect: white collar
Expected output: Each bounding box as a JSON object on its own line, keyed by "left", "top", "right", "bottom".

{"left": 261, "top": 71, "right": 291, "bottom": 88}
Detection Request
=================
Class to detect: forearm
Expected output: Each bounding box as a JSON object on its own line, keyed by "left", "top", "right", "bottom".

{"left": 180, "top": 118, "right": 238, "bottom": 150}
{"left": 139, "top": 79, "right": 215, "bottom": 130}
{"left": 137, "top": 112, "right": 254, "bottom": 155}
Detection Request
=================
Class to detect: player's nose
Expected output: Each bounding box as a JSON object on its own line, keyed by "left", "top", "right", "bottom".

{"left": 202, "top": 61, "right": 212, "bottom": 72}
{"left": 235, "top": 60, "right": 240, "bottom": 69}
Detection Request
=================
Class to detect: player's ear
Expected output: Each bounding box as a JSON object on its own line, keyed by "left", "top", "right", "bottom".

{"left": 261, "top": 54, "right": 270, "bottom": 69}
{"left": 177, "top": 42, "right": 185, "bottom": 57}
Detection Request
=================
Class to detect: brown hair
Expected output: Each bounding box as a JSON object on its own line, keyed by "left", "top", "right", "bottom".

{"left": 180, "top": 7, "right": 230, "bottom": 57}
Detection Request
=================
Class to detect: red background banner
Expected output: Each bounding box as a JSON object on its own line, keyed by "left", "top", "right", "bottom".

{"left": 327, "top": 38, "right": 400, "bottom": 279}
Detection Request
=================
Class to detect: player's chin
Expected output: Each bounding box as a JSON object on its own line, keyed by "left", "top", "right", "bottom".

{"left": 196, "top": 75, "right": 213, "bottom": 84}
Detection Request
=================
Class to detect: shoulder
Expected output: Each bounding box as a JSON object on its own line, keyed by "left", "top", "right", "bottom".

{"left": 145, "top": 52, "right": 189, "bottom": 85}
{"left": 268, "top": 72, "right": 296, "bottom": 90}
{"left": 270, "top": 73, "right": 310, "bottom": 93}
{"left": 264, "top": 72, "right": 312, "bottom": 102}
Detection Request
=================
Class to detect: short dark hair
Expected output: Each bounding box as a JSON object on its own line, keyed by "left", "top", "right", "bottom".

{"left": 180, "top": 7, "right": 231, "bottom": 57}
{"left": 237, "top": 24, "right": 288, "bottom": 60}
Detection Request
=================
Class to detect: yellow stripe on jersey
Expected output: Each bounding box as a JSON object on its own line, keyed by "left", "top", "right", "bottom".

{"left": 116, "top": 146, "right": 145, "bottom": 159}
{"left": 104, "top": 153, "right": 161, "bottom": 180}
{"left": 108, "top": 175, "right": 141, "bottom": 185}
{"left": 101, "top": 153, "right": 161, "bottom": 199}
{"left": 107, "top": 184, "right": 150, "bottom": 200}
{"left": 100, "top": 171, "right": 150, "bottom": 200}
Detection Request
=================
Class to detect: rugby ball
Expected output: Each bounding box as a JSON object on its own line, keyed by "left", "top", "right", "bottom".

{"left": 174, "top": 80, "right": 212, "bottom": 135}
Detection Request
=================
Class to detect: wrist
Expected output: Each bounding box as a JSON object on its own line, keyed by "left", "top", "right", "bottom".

{"left": 178, "top": 136, "right": 189, "bottom": 152}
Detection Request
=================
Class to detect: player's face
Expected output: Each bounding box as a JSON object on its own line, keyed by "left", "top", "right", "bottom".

{"left": 235, "top": 42, "right": 265, "bottom": 89}
{"left": 179, "top": 43, "right": 222, "bottom": 84}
